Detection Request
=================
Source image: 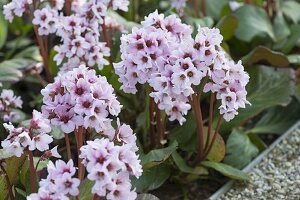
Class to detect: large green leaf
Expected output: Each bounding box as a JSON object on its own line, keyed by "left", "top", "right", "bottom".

{"left": 206, "top": 0, "right": 229, "bottom": 19}
{"left": 248, "top": 101, "right": 300, "bottom": 135}
{"left": 282, "top": 1, "right": 300, "bottom": 24}
{"left": 242, "top": 46, "right": 289, "bottom": 68}
{"left": 171, "top": 151, "right": 208, "bottom": 175}
{"left": 220, "top": 66, "right": 295, "bottom": 132}
{"left": 131, "top": 163, "right": 171, "bottom": 192}
{"left": 273, "top": 11, "right": 290, "bottom": 41}
{"left": 282, "top": 25, "right": 300, "bottom": 54}
{"left": 223, "top": 129, "right": 259, "bottom": 169}
{"left": 141, "top": 141, "right": 178, "bottom": 168}
{"left": 33, "top": 157, "right": 49, "bottom": 171}
{"left": 216, "top": 15, "right": 238, "bottom": 41}
{"left": 0, "top": 11, "right": 7, "bottom": 49}
{"left": 0, "top": 66, "right": 22, "bottom": 82}
{"left": 14, "top": 46, "right": 42, "bottom": 62}
{"left": 108, "top": 10, "right": 140, "bottom": 31}
{"left": 287, "top": 54, "right": 300, "bottom": 66}
{"left": 201, "top": 161, "right": 249, "bottom": 180}
{"left": 234, "top": 5, "right": 275, "bottom": 42}
{"left": 137, "top": 194, "right": 160, "bottom": 200}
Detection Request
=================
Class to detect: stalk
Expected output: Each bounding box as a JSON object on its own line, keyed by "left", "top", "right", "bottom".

{"left": 64, "top": 133, "right": 72, "bottom": 160}
{"left": 204, "top": 93, "right": 215, "bottom": 153}
{"left": 201, "top": 0, "right": 207, "bottom": 16}
{"left": 75, "top": 126, "right": 85, "bottom": 180}
{"left": 155, "top": 103, "right": 165, "bottom": 147}
{"left": 28, "top": 151, "right": 36, "bottom": 193}
{"left": 101, "top": 19, "right": 113, "bottom": 65}
{"left": 64, "top": 0, "right": 72, "bottom": 15}
{"left": 149, "top": 96, "right": 157, "bottom": 148}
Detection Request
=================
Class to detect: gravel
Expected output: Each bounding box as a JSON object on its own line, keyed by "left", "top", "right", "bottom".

{"left": 219, "top": 127, "right": 300, "bottom": 200}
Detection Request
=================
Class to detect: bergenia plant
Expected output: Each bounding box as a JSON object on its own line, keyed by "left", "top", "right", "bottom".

{"left": 0, "top": 0, "right": 252, "bottom": 199}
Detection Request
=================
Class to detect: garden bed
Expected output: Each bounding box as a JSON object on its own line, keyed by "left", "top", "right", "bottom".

{"left": 209, "top": 121, "right": 300, "bottom": 200}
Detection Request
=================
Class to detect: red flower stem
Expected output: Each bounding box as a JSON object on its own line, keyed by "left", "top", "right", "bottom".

{"left": 33, "top": 25, "right": 53, "bottom": 82}
{"left": 93, "top": 194, "right": 102, "bottom": 200}
{"left": 191, "top": 93, "right": 205, "bottom": 165}
{"left": 192, "top": 0, "right": 199, "bottom": 18}
{"left": 64, "top": 0, "right": 72, "bottom": 16}
{"left": 204, "top": 93, "right": 215, "bottom": 153}
{"left": 201, "top": 0, "right": 207, "bottom": 16}
{"left": 75, "top": 126, "right": 85, "bottom": 180}
{"left": 101, "top": 19, "right": 113, "bottom": 65}
{"left": 203, "top": 115, "right": 223, "bottom": 159}
{"left": 28, "top": 151, "right": 36, "bottom": 193}
{"left": 0, "top": 163, "right": 14, "bottom": 200}
{"left": 149, "top": 96, "right": 157, "bottom": 148}
{"left": 155, "top": 102, "right": 165, "bottom": 147}
{"left": 64, "top": 133, "right": 72, "bottom": 160}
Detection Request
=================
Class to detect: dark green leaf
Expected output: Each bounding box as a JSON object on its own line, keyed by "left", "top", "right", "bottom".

{"left": 242, "top": 46, "right": 289, "bottom": 68}
{"left": 132, "top": 163, "right": 171, "bottom": 192}
{"left": 108, "top": 10, "right": 140, "bottom": 31}
{"left": 216, "top": 15, "right": 238, "bottom": 41}
{"left": 273, "top": 12, "right": 290, "bottom": 41}
{"left": 282, "top": 25, "right": 300, "bottom": 54}
{"left": 14, "top": 46, "right": 42, "bottom": 62}
{"left": 220, "top": 66, "right": 295, "bottom": 132}
{"left": 78, "top": 179, "right": 94, "bottom": 200}
{"left": 223, "top": 129, "right": 259, "bottom": 169}
{"left": 141, "top": 141, "right": 178, "bottom": 168}
{"left": 206, "top": 0, "right": 229, "bottom": 19}
{"left": 33, "top": 157, "right": 48, "bottom": 171}
{"left": 137, "top": 194, "right": 160, "bottom": 200}
{"left": 287, "top": 54, "right": 300, "bottom": 66}
{"left": 201, "top": 161, "right": 249, "bottom": 180}
{"left": 0, "top": 66, "right": 22, "bottom": 82}
{"left": 234, "top": 5, "right": 275, "bottom": 42}
{"left": 172, "top": 151, "right": 208, "bottom": 175}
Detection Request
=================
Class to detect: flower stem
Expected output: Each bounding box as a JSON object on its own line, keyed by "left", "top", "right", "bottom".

{"left": 190, "top": 93, "right": 205, "bottom": 165}
{"left": 0, "top": 162, "right": 14, "bottom": 200}
{"left": 203, "top": 115, "right": 223, "bottom": 159}
{"left": 28, "top": 151, "right": 36, "bottom": 193}
{"left": 204, "top": 93, "right": 215, "bottom": 153}
{"left": 155, "top": 103, "right": 165, "bottom": 147}
{"left": 93, "top": 194, "right": 101, "bottom": 200}
{"left": 64, "top": 133, "right": 72, "bottom": 160}
{"left": 75, "top": 126, "right": 85, "bottom": 180}
{"left": 101, "top": 19, "right": 113, "bottom": 66}
{"left": 33, "top": 26, "right": 53, "bottom": 82}
{"left": 192, "top": 0, "right": 199, "bottom": 17}
{"left": 64, "top": 0, "right": 72, "bottom": 15}
{"left": 149, "top": 96, "right": 157, "bottom": 148}
{"left": 201, "top": 0, "right": 207, "bottom": 16}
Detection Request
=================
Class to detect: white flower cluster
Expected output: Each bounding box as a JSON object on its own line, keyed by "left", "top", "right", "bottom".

{"left": 80, "top": 122, "right": 142, "bottom": 200}
{"left": 1, "top": 110, "right": 53, "bottom": 157}
{"left": 3, "top": 0, "right": 129, "bottom": 72}
{"left": 27, "top": 160, "right": 80, "bottom": 200}
{"left": 115, "top": 11, "right": 250, "bottom": 124}
{"left": 41, "top": 65, "right": 122, "bottom": 134}
{"left": 0, "top": 89, "right": 23, "bottom": 122}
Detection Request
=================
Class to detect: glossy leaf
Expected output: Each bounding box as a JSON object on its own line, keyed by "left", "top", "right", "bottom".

{"left": 206, "top": 0, "right": 229, "bottom": 19}
{"left": 273, "top": 11, "right": 290, "bottom": 41}
{"left": 282, "top": 25, "right": 300, "bottom": 54}
{"left": 137, "top": 194, "right": 160, "bottom": 200}
{"left": 0, "top": 11, "right": 7, "bottom": 49}
{"left": 282, "top": 1, "right": 300, "bottom": 24}
{"left": 288, "top": 54, "right": 300, "bottom": 66}
{"left": 131, "top": 163, "right": 171, "bottom": 192}
{"left": 141, "top": 141, "right": 178, "bottom": 168}
{"left": 234, "top": 5, "right": 275, "bottom": 42}
{"left": 216, "top": 15, "right": 238, "bottom": 41}
{"left": 242, "top": 46, "right": 289, "bottom": 68}
{"left": 172, "top": 151, "right": 208, "bottom": 175}
{"left": 79, "top": 179, "right": 94, "bottom": 200}
{"left": 201, "top": 161, "right": 249, "bottom": 180}
{"left": 223, "top": 129, "right": 259, "bottom": 169}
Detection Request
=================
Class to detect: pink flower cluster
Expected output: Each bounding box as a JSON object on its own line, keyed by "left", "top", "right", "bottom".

{"left": 3, "top": 0, "right": 32, "bottom": 23}
{"left": 1, "top": 110, "right": 53, "bottom": 157}
{"left": 41, "top": 65, "right": 121, "bottom": 134}
{"left": 27, "top": 160, "right": 80, "bottom": 200}
{"left": 80, "top": 123, "right": 142, "bottom": 199}
{"left": 115, "top": 11, "right": 250, "bottom": 124}
{"left": 0, "top": 89, "right": 23, "bottom": 122}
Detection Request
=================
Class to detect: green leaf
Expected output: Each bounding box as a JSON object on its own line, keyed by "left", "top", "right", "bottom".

{"left": 131, "top": 163, "right": 171, "bottom": 192}
{"left": 0, "top": 66, "right": 22, "bottom": 82}
{"left": 242, "top": 46, "right": 289, "bottom": 68}
{"left": 78, "top": 179, "right": 94, "bottom": 200}
{"left": 141, "top": 141, "right": 178, "bottom": 168}
{"left": 287, "top": 54, "right": 300, "bottom": 66}
{"left": 216, "top": 15, "right": 238, "bottom": 41}
{"left": 223, "top": 129, "right": 259, "bottom": 169}
{"left": 108, "top": 10, "right": 140, "bottom": 31}
{"left": 273, "top": 11, "right": 290, "bottom": 41}
{"left": 206, "top": 0, "right": 229, "bottom": 19}
{"left": 201, "top": 161, "right": 249, "bottom": 180}
{"left": 14, "top": 46, "right": 42, "bottom": 62}
{"left": 234, "top": 5, "right": 275, "bottom": 42}
{"left": 137, "top": 194, "right": 160, "bottom": 200}
{"left": 186, "top": 16, "right": 214, "bottom": 31}
{"left": 0, "top": 58, "right": 37, "bottom": 70}
{"left": 50, "top": 126, "right": 64, "bottom": 140}
{"left": 172, "top": 151, "right": 208, "bottom": 175}
{"left": 0, "top": 149, "right": 14, "bottom": 160}
{"left": 282, "top": 1, "right": 300, "bottom": 24}
{"left": 0, "top": 11, "right": 8, "bottom": 49}
{"left": 220, "top": 66, "right": 295, "bottom": 132}
{"left": 295, "top": 84, "right": 300, "bottom": 103}
{"left": 248, "top": 101, "right": 300, "bottom": 134}
{"left": 282, "top": 25, "right": 300, "bottom": 54}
